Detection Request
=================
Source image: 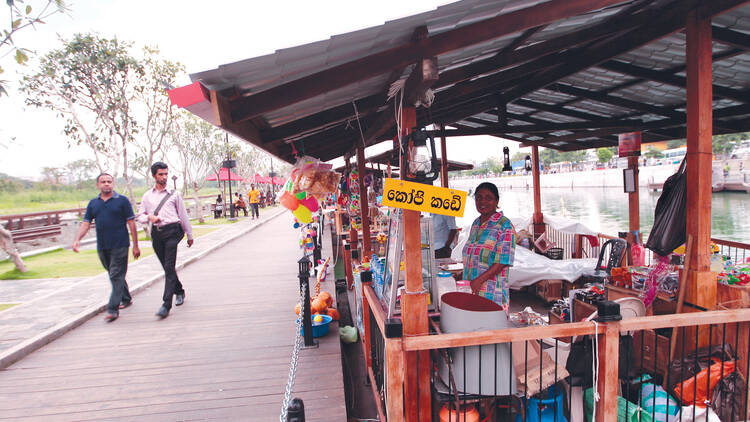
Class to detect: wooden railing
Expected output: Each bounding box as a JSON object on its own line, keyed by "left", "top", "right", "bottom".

{"left": 713, "top": 237, "right": 750, "bottom": 264}
{"left": 361, "top": 281, "right": 750, "bottom": 422}
{"left": 0, "top": 194, "right": 218, "bottom": 230}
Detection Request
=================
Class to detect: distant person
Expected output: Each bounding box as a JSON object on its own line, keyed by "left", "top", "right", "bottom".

{"left": 266, "top": 188, "right": 273, "bottom": 205}
{"left": 72, "top": 173, "right": 140, "bottom": 322}
{"left": 234, "top": 193, "right": 248, "bottom": 216}
{"left": 214, "top": 194, "right": 223, "bottom": 218}
{"left": 137, "top": 162, "right": 194, "bottom": 319}
{"left": 432, "top": 213, "right": 458, "bottom": 259}
{"left": 248, "top": 184, "right": 260, "bottom": 219}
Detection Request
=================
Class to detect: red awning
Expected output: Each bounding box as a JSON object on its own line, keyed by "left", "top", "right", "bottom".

{"left": 206, "top": 168, "right": 246, "bottom": 182}
{"left": 167, "top": 81, "right": 214, "bottom": 123}
{"left": 273, "top": 176, "right": 285, "bottom": 185}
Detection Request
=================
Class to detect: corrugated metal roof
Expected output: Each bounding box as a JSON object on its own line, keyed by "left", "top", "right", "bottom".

{"left": 179, "top": 0, "right": 750, "bottom": 161}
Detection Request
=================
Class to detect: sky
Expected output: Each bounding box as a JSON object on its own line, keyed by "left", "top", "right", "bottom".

{"left": 0, "top": 0, "right": 527, "bottom": 179}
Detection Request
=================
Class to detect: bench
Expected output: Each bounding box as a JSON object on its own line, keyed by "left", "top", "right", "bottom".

{"left": 11, "top": 224, "right": 63, "bottom": 242}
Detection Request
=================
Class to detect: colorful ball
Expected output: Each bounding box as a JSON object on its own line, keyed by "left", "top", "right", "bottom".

{"left": 280, "top": 191, "right": 300, "bottom": 211}
{"left": 293, "top": 205, "right": 313, "bottom": 223}
{"left": 301, "top": 196, "right": 319, "bottom": 212}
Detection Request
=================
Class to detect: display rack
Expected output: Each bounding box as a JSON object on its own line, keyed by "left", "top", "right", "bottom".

{"left": 381, "top": 209, "right": 438, "bottom": 318}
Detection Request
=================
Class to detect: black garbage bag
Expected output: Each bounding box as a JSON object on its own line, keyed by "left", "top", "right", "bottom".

{"left": 711, "top": 371, "right": 746, "bottom": 422}
{"left": 566, "top": 334, "right": 636, "bottom": 389}
{"left": 666, "top": 343, "right": 736, "bottom": 390}
{"left": 646, "top": 159, "right": 687, "bottom": 257}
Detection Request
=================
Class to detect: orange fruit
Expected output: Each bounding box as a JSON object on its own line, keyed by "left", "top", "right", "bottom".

{"left": 326, "top": 308, "right": 340, "bottom": 321}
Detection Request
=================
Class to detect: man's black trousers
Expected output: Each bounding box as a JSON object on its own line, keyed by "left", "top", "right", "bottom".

{"left": 151, "top": 223, "right": 185, "bottom": 309}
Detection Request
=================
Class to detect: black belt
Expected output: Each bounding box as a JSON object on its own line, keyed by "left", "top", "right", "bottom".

{"left": 154, "top": 222, "right": 181, "bottom": 231}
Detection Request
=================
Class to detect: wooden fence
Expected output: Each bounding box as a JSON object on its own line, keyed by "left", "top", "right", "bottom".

{"left": 361, "top": 282, "right": 750, "bottom": 422}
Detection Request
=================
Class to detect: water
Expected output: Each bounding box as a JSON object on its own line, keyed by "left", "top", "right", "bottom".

{"left": 452, "top": 184, "right": 750, "bottom": 244}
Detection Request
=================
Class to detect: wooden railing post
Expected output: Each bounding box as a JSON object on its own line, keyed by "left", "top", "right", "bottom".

{"left": 385, "top": 337, "right": 405, "bottom": 422}
{"left": 361, "top": 272, "right": 373, "bottom": 370}
{"left": 596, "top": 321, "right": 620, "bottom": 422}
{"left": 344, "top": 242, "right": 354, "bottom": 290}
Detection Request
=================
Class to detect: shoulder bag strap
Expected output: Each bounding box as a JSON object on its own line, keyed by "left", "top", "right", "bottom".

{"left": 153, "top": 190, "right": 174, "bottom": 216}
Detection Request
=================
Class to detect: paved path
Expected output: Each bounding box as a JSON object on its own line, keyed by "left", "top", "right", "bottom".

{"left": 0, "top": 208, "right": 346, "bottom": 421}
{"left": 0, "top": 208, "right": 286, "bottom": 367}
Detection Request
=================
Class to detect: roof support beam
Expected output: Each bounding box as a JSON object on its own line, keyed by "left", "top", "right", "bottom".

{"left": 229, "top": 0, "right": 627, "bottom": 123}
{"left": 500, "top": 0, "right": 749, "bottom": 104}
{"left": 597, "top": 60, "right": 749, "bottom": 103}
{"left": 426, "top": 118, "right": 652, "bottom": 137}
{"left": 712, "top": 25, "right": 750, "bottom": 51}
{"left": 552, "top": 83, "right": 685, "bottom": 119}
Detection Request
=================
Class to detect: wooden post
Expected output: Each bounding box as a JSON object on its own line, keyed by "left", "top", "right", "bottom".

{"left": 531, "top": 146, "right": 545, "bottom": 237}
{"left": 596, "top": 321, "right": 620, "bottom": 422}
{"left": 398, "top": 106, "right": 430, "bottom": 421}
{"left": 440, "top": 124, "right": 449, "bottom": 188}
{"left": 385, "top": 338, "right": 405, "bottom": 422}
{"left": 361, "top": 277, "right": 373, "bottom": 370}
{"left": 627, "top": 155, "right": 640, "bottom": 265}
{"left": 357, "top": 147, "right": 372, "bottom": 262}
{"left": 343, "top": 242, "right": 354, "bottom": 289}
{"left": 685, "top": 10, "right": 717, "bottom": 310}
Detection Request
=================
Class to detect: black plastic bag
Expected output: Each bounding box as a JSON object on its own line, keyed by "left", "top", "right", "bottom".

{"left": 565, "top": 334, "right": 636, "bottom": 389}
{"left": 712, "top": 371, "right": 746, "bottom": 422}
{"left": 646, "top": 159, "right": 687, "bottom": 257}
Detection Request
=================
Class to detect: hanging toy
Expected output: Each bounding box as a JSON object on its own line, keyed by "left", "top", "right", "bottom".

{"left": 304, "top": 235, "right": 315, "bottom": 251}
{"left": 293, "top": 204, "right": 313, "bottom": 223}
{"left": 301, "top": 195, "right": 319, "bottom": 212}
{"left": 376, "top": 232, "right": 387, "bottom": 243}
{"left": 280, "top": 190, "right": 300, "bottom": 211}
{"left": 293, "top": 219, "right": 301, "bottom": 229}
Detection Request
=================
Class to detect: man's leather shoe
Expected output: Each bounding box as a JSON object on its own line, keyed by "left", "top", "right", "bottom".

{"left": 155, "top": 305, "right": 169, "bottom": 319}
{"left": 119, "top": 301, "right": 132, "bottom": 309}
{"left": 175, "top": 294, "right": 185, "bottom": 306}
{"left": 104, "top": 312, "right": 118, "bottom": 322}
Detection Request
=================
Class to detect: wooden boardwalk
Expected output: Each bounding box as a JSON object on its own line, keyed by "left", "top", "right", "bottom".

{"left": 0, "top": 215, "right": 346, "bottom": 421}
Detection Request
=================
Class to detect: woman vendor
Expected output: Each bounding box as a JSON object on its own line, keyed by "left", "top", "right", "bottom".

{"left": 462, "top": 182, "right": 515, "bottom": 312}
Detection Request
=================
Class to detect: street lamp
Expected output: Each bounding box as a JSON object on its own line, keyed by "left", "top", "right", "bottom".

{"left": 269, "top": 157, "right": 276, "bottom": 204}
{"left": 172, "top": 175, "right": 178, "bottom": 190}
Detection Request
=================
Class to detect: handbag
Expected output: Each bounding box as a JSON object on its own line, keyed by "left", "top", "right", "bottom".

{"left": 646, "top": 159, "right": 687, "bottom": 256}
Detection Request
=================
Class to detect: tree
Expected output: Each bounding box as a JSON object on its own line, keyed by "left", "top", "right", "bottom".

{"left": 168, "top": 112, "right": 224, "bottom": 223}
{"left": 667, "top": 139, "right": 684, "bottom": 149}
{"left": 64, "top": 158, "right": 96, "bottom": 187}
{"left": 21, "top": 33, "right": 145, "bottom": 205}
{"left": 131, "top": 47, "right": 184, "bottom": 185}
{"left": 41, "top": 165, "right": 64, "bottom": 185}
{"left": 597, "top": 147, "right": 614, "bottom": 163}
{"left": 643, "top": 146, "right": 663, "bottom": 159}
{"left": 1, "top": 0, "right": 67, "bottom": 96}
{"left": 713, "top": 133, "right": 748, "bottom": 159}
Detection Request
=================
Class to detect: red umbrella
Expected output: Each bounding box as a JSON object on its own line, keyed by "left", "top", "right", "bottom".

{"left": 273, "top": 176, "right": 286, "bottom": 185}
{"left": 206, "top": 168, "right": 246, "bottom": 182}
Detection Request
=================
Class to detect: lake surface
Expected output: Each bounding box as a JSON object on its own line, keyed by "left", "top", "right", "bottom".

{"left": 452, "top": 184, "right": 750, "bottom": 244}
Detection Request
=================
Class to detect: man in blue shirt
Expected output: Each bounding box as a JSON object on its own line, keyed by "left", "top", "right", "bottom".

{"left": 72, "top": 173, "right": 140, "bottom": 322}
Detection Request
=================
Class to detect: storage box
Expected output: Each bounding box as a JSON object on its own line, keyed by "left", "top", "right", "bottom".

{"left": 534, "top": 279, "right": 563, "bottom": 303}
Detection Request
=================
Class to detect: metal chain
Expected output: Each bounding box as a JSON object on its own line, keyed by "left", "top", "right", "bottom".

{"left": 280, "top": 279, "right": 306, "bottom": 422}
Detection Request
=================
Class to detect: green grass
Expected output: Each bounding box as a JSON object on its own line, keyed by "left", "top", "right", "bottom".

{"left": 0, "top": 187, "right": 224, "bottom": 215}
{"left": 0, "top": 247, "right": 155, "bottom": 280}
{"left": 191, "top": 217, "right": 240, "bottom": 225}
{"left": 0, "top": 303, "right": 18, "bottom": 312}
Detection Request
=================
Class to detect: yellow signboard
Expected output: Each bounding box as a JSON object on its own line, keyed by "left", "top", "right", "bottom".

{"left": 382, "top": 178, "right": 467, "bottom": 217}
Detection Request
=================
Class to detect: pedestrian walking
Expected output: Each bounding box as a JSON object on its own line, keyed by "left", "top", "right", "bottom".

{"left": 72, "top": 173, "right": 140, "bottom": 322}
{"left": 137, "top": 162, "right": 194, "bottom": 319}
{"left": 248, "top": 184, "right": 261, "bottom": 219}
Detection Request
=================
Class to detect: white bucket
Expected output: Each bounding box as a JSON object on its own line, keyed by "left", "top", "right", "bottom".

{"left": 438, "top": 292, "right": 516, "bottom": 395}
